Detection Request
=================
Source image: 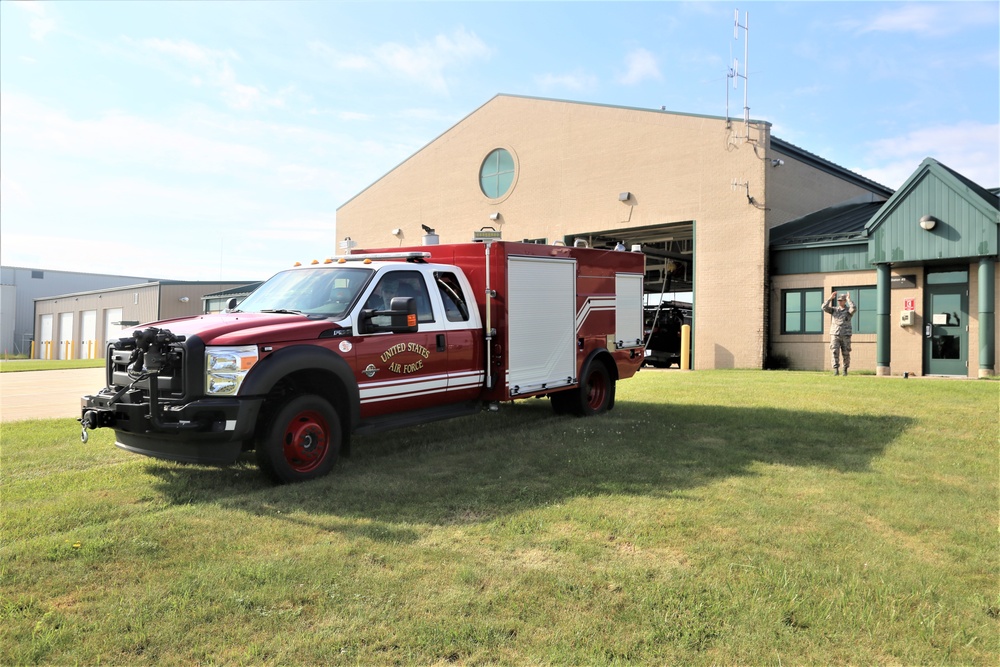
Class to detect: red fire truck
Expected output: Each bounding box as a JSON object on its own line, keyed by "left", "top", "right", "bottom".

{"left": 80, "top": 241, "right": 646, "bottom": 483}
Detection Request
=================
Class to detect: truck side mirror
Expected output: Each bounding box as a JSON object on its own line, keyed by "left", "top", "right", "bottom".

{"left": 359, "top": 296, "right": 419, "bottom": 334}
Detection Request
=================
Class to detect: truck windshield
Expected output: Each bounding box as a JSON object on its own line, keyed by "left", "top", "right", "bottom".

{"left": 237, "top": 267, "right": 372, "bottom": 318}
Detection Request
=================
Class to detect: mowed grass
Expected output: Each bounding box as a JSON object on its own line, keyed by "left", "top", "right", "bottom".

{"left": 0, "top": 358, "right": 105, "bottom": 373}
{"left": 1, "top": 371, "right": 997, "bottom": 665}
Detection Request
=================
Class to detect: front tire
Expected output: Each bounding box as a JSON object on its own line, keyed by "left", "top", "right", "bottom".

{"left": 256, "top": 394, "right": 341, "bottom": 484}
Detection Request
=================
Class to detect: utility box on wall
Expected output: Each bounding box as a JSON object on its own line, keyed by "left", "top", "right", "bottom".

{"left": 899, "top": 310, "right": 915, "bottom": 327}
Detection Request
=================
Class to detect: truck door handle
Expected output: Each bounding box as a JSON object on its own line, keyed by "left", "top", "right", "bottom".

{"left": 436, "top": 334, "right": 446, "bottom": 352}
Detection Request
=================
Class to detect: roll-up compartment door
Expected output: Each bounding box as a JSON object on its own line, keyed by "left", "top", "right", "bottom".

{"left": 507, "top": 256, "right": 577, "bottom": 395}
{"left": 616, "top": 273, "right": 644, "bottom": 349}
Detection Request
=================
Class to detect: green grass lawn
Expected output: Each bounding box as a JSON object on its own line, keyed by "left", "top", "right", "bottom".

{"left": 2, "top": 371, "right": 997, "bottom": 665}
{"left": 0, "top": 358, "right": 105, "bottom": 372}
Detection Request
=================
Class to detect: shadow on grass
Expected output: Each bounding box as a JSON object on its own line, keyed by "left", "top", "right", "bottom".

{"left": 143, "top": 399, "right": 911, "bottom": 539}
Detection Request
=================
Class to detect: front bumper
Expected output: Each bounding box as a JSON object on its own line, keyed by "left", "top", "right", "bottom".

{"left": 81, "top": 389, "right": 264, "bottom": 465}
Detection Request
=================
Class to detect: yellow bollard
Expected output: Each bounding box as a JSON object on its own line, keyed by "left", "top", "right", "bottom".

{"left": 680, "top": 324, "right": 691, "bottom": 370}
{"left": 31, "top": 340, "right": 35, "bottom": 359}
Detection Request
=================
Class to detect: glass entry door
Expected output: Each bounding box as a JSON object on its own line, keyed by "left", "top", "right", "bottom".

{"left": 924, "top": 270, "right": 968, "bottom": 376}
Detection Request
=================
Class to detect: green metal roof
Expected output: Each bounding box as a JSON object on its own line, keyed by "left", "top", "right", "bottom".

{"left": 771, "top": 201, "right": 884, "bottom": 247}
{"left": 769, "top": 199, "right": 885, "bottom": 274}
{"left": 770, "top": 158, "right": 998, "bottom": 274}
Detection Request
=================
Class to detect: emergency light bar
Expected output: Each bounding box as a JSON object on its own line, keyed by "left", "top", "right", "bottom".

{"left": 323, "top": 251, "right": 432, "bottom": 264}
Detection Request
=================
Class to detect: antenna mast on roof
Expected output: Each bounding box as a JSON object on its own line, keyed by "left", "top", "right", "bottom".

{"left": 727, "top": 8, "right": 750, "bottom": 138}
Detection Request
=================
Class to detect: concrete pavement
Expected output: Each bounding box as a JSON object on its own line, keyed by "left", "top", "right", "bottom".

{"left": 0, "top": 368, "right": 106, "bottom": 422}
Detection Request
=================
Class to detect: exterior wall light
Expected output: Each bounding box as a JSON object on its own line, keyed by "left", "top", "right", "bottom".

{"left": 619, "top": 191, "right": 631, "bottom": 202}
{"left": 919, "top": 215, "right": 938, "bottom": 231}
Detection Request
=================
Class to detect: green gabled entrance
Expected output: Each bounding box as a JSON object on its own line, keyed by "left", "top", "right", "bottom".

{"left": 865, "top": 158, "right": 999, "bottom": 377}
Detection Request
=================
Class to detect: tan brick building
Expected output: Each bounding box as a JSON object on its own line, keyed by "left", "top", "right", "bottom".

{"left": 336, "top": 94, "right": 892, "bottom": 369}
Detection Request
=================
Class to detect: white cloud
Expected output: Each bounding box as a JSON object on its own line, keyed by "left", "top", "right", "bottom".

{"left": 0, "top": 171, "right": 30, "bottom": 207}
{"left": 617, "top": 48, "right": 663, "bottom": 86}
{"left": 310, "top": 28, "right": 491, "bottom": 94}
{"left": 12, "top": 0, "right": 56, "bottom": 41}
{"left": 337, "top": 110, "right": 372, "bottom": 121}
{"left": 852, "top": 3, "right": 997, "bottom": 37}
{"left": 0, "top": 91, "right": 426, "bottom": 278}
{"left": 0, "top": 92, "right": 269, "bottom": 173}
{"left": 855, "top": 121, "right": 1000, "bottom": 189}
{"left": 247, "top": 218, "right": 336, "bottom": 242}
{"left": 140, "top": 37, "right": 239, "bottom": 69}
{"left": 307, "top": 41, "right": 376, "bottom": 72}
{"left": 535, "top": 70, "right": 598, "bottom": 92}
{"left": 134, "top": 37, "right": 282, "bottom": 110}
{"left": 276, "top": 164, "right": 343, "bottom": 190}
{"left": 0, "top": 229, "right": 280, "bottom": 281}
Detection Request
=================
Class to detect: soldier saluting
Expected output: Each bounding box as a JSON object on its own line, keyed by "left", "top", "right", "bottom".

{"left": 823, "top": 290, "right": 856, "bottom": 376}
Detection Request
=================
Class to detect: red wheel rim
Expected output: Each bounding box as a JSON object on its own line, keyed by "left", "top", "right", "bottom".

{"left": 281, "top": 410, "right": 330, "bottom": 473}
{"left": 584, "top": 370, "right": 607, "bottom": 410}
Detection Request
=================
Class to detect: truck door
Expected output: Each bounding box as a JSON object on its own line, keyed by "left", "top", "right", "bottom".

{"left": 431, "top": 270, "right": 484, "bottom": 400}
{"left": 352, "top": 269, "right": 480, "bottom": 417}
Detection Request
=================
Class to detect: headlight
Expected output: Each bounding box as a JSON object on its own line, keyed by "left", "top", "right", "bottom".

{"left": 205, "top": 346, "right": 259, "bottom": 395}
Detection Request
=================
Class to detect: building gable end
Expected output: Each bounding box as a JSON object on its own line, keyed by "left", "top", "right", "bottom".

{"left": 866, "top": 158, "right": 999, "bottom": 264}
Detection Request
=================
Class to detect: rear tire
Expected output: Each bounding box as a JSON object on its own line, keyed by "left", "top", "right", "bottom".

{"left": 577, "top": 361, "right": 613, "bottom": 416}
{"left": 256, "top": 394, "right": 341, "bottom": 484}
{"left": 550, "top": 361, "right": 615, "bottom": 417}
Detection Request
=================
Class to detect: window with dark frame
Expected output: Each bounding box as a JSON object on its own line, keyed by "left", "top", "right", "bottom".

{"left": 782, "top": 288, "right": 824, "bottom": 334}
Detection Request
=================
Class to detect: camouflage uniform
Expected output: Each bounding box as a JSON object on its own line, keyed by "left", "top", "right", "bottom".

{"left": 822, "top": 294, "right": 856, "bottom": 375}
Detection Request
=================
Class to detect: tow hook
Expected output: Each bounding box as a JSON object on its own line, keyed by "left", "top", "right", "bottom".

{"left": 79, "top": 410, "right": 98, "bottom": 443}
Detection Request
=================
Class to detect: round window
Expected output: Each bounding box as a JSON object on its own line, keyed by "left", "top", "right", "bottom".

{"left": 479, "top": 148, "right": 515, "bottom": 199}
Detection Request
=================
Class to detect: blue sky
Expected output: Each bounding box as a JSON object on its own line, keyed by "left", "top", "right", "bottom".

{"left": 2, "top": 1, "right": 997, "bottom": 281}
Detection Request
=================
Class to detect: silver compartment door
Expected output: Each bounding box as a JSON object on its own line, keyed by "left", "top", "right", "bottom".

{"left": 615, "top": 273, "right": 644, "bottom": 349}
{"left": 507, "top": 256, "right": 577, "bottom": 395}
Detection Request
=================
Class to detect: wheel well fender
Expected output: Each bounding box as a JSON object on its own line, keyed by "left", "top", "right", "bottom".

{"left": 582, "top": 348, "right": 619, "bottom": 381}
{"left": 240, "top": 346, "right": 360, "bottom": 435}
